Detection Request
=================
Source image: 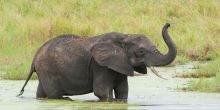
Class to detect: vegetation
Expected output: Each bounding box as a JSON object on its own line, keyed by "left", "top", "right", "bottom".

{"left": 177, "top": 58, "right": 220, "bottom": 92}
{"left": 187, "top": 72, "right": 220, "bottom": 92}
{"left": 41, "top": 99, "right": 138, "bottom": 109}
{"left": 0, "top": 0, "right": 220, "bottom": 92}
{"left": 176, "top": 58, "right": 220, "bottom": 78}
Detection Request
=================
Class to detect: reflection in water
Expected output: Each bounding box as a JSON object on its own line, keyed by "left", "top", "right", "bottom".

{"left": 1, "top": 63, "right": 220, "bottom": 110}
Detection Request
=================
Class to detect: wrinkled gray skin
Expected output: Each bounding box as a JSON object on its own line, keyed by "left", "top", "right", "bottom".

{"left": 18, "top": 23, "right": 176, "bottom": 101}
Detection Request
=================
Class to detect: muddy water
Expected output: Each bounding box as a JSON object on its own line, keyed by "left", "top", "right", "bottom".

{"left": 1, "top": 63, "right": 220, "bottom": 110}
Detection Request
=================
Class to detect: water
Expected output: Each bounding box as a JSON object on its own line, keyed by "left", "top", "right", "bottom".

{"left": 0, "top": 63, "right": 220, "bottom": 110}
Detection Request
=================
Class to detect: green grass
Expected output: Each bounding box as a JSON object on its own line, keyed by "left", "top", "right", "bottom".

{"left": 176, "top": 58, "right": 220, "bottom": 92}
{"left": 38, "top": 99, "right": 140, "bottom": 109}
{"left": 187, "top": 72, "right": 220, "bottom": 92}
{"left": 176, "top": 58, "right": 220, "bottom": 78}
{"left": 0, "top": 0, "right": 220, "bottom": 87}
{"left": 0, "top": 58, "right": 37, "bottom": 80}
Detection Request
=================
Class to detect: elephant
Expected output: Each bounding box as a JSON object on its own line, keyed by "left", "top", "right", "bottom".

{"left": 17, "top": 23, "right": 176, "bottom": 101}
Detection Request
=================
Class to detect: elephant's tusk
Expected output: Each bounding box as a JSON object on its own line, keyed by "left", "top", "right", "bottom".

{"left": 150, "top": 66, "right": 168, "bottom": 80}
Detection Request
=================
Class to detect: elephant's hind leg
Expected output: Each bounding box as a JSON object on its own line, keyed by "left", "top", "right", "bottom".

{"left": 43, "top": 79, "right": 63, "bottom": 99}
{"left": 38, "top": 73, "right": 64, "bottom": 99}
{"left": 36, "top": 81, "right": 47, "bottom": 98}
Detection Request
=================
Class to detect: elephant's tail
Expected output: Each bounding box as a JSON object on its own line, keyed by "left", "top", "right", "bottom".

{"left": 16, "top": 62, "right": 35, "bottom": 97}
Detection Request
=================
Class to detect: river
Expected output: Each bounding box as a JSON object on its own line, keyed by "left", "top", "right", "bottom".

{"left": 0, "top": 63, "right": 220, "bottom": 110}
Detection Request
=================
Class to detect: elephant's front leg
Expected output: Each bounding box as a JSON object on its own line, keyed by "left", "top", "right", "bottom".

{"left": 93, "top": 83, "right": 113, "bottom": 102}
{"left": 93, "top": 75, "right": 114, "bottom": 101}
{"left": 93, "top": 67, "right": 115, "bottom": 101}
{"left": 114, "top": 75, "right": 128, "bottom": 102}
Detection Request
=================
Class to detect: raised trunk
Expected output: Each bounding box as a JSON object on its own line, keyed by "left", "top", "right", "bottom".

{"left": 152, "top": 23, "right": 177, "bottom": 66}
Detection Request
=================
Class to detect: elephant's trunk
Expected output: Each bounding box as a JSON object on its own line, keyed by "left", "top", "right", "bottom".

{"left": 151, "top": 23, "right": 177, "bottom": 66}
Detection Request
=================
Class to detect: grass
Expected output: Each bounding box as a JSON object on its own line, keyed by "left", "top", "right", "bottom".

{"left": 0, "top": 0, "right": 220, "bottom": 93}
{"left": 0, "top": 57, "right": 37, "bottom": 80}
{"left": 39, "top": 99, "right": 140, "bottom": 109}
{"left": 176, "top": 58, "right": 220, "bottom": 78}
{"left": 186, "top": 72, "right": 220, "bottom": 92}
{"left": 176, "top": 58, "right": 220, "bottom": 92}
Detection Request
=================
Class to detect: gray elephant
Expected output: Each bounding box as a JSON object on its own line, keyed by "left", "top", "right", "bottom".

{"left": 17, "top": 23, "right": 176, "bottom": 101}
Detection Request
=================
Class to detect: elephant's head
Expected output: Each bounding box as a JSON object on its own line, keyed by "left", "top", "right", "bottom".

{"left": 91, "top": 23, "right": 176, "bottom": 79}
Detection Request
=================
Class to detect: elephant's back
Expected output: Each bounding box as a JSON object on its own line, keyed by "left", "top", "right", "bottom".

{"left": 34, "top": 34, "right": 80, "bottom": 55}
{"left": 33, "top": 34, "right": 81, "bottom": 73}
{"left": 39, "top": 34, "right": 80, "bottom": 51}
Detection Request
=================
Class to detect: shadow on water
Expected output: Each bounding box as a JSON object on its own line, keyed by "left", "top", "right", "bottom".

{"left": 1, "top": 63, "right": 220, "bottom": 110}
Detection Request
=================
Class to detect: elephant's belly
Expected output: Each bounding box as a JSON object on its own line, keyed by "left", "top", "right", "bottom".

{"left": 59, "top": 71, "right": 93, "bottom": 95}
{"left": 61, "top": 80, "right": 93, "bottom": 95}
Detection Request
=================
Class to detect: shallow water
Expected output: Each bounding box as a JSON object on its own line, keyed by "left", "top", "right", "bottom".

{"left": 1, "top": 63, "right": 220, "bottom": 110}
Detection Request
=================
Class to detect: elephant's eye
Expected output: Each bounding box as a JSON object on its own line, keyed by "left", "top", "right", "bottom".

{"left": 135, "top": 48, "right": 145, "bottom": 57}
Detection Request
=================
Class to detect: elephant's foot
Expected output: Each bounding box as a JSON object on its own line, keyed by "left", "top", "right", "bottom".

{"left": 36, "top": 96, "right": 72, "bottom": 101}
{"left": 63, "top": 97, "right": 72, "bottom": 101}
{"left": 114, "top": 99, "right": 127, "bottom": 103}
{"left": 98, "top": 98, "right": 114, "bottom": 102}
{"left": 36, "top": 81, "right": 47, "bottom": 98}
{"left": 98, "top": 98, "right": 127, "bottom": 102}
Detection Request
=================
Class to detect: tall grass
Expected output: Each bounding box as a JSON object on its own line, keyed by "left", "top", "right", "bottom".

{"left": 0, "top": 0, "right": 220, "bottom": 79}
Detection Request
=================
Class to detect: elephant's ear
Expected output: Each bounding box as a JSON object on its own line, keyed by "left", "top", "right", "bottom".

{"left": 91, "top": 43, "right": 134, "bottom": 76}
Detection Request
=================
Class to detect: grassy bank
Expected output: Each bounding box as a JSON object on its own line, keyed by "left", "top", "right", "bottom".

{"left": 177, "top": 58, "right": 220, "bottom": 92}
{"left": 0, "top": 0, "right": 220, "bottom": 92}
{"left": 187, "top": 72, "right": 220, "bottom": 92}
{"left": 176, "top": 58, "right": 220, "bottom": 78}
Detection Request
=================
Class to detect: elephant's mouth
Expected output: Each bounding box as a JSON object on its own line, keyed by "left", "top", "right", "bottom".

{"left": 134, "top": 65, "right": 147, "bottom": 74}
{"left": 134, "top": 64, "right": 167, "bottom": 80}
